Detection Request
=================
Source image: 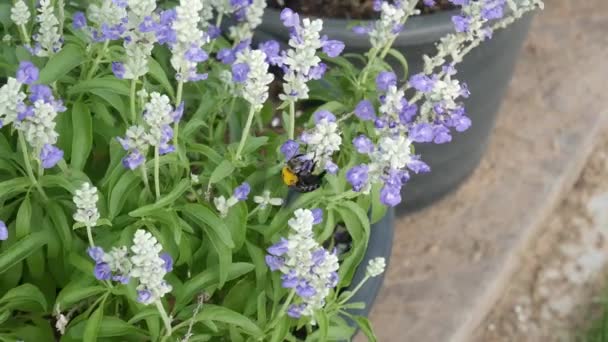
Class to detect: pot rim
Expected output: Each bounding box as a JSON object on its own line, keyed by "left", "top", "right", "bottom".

{"left": 259, "top": 7, "right": 460, "bottom": 48}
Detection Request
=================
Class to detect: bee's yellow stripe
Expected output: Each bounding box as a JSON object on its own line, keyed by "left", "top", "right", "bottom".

{"left": 282, "top": 167, "right": 298, "bottom": 186}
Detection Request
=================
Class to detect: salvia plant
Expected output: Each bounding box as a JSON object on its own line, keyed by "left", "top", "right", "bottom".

{"left": 0, "top": 0, "right": 543, "bottom": 341}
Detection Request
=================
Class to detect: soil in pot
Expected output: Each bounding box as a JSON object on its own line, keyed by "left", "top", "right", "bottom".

{"left": 267, "top": 0, "right": 457, "bottom": 19}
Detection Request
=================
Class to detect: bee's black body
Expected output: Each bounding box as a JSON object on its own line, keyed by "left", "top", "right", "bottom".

{"left": 282, "top": 154, "right": 326, "bottom": 193}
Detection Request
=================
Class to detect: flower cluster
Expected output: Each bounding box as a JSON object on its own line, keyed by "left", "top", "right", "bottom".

{"left": 232, "top": 48, "right": 274, "bottom": 110}
{"left": 80, "top": 0, "right": 128, "bottom": 42}
{"left": 214, "top": 182, "right": 250, "bottom": 217}
{"left": 366, "top": 257, "right": 387, "bottom": 278}
{"left": 229, "top": 0, "right": 267, "bottom": 42}
{"left": 298, "top": 110, "right": 342, "bottom": 174}
{"left": 118, "top": 92, "right": 181, "bottom": 169}
{"left": 278, "top": 9, "right": 344, "bottom": 102}
{"left": 266, "top": 209, "right": 339, "bottom": 318}
{"left": 355, "top": 0, "right": 420, "bottom": 48}
{"left": 10, "top": 0, "right": 30, "bottom": 27}
{"left": 88, "top": 230, "right": 173, "bottom": 304}
{"left": 30, "top": 0, "right": 63, "bottom": 57}
{"left": 73, "top": 183, "right": 101, "bottom": 228}
{"left": 170, "top": 0, "right": 210, "bottom": 82}
{"left": 3, "top": 62, "right": 67, "bottom": 169}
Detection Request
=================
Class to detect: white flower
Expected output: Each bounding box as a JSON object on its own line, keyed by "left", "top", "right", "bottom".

{"left": 171, "top": 0, "right": 207, "bottom": 79}
{"left": 375, "top": 135, "right": 412, "bottom": 170}
{"left": 234, "top": 49, "right": 274, "bottom": 110}
{"left": 214, "top": 195, "right": 238, "bottom": 218}
{"left": 54, "top": 306, "right": 69, "bottom": 335}
{"left": 143, "top": 92, "right": 174, "bottom": 146}
{"left": 17, "top": 100, "right": 60, "bottom": 149}
{"left": 288, "top": 208, "right": 315, "bottom": 234}
{"left": 33, "top": 0, "right": 63, "bottom": 57}
{"left": 253, "top": 190, "right": 283, "bottom": 209}
{"left": 210, "top": 0, "right": 232, "bottom": 15}
{"left": 379, "top": 85, "right": 405, "bottom": 121}
{"left": 190, "top": 173, "right": 200, "bottom": 184}
{"left": 121, "top": 36, "right": 155, "bottom": 79}
{"left": 119, "top": 125, "right": 151, "bottom": 153}
{"left": 103, "top": 246, "right": 132, "bottom": 277}
{"left": 366, "top": 257, "right": 386, "bottom": 277}
{"left": 301, "top": 118, "right": 342, "bottom": 170}
{"left": 73, "top": 183, "right": 100, "bottom": 228}
{"left": 369, "top": 0, "right": 419, "bottom": 49}
{"left": 0, "top": 78, "right": 26, "bottom": 127}
{"left": 87, "top": 1, "right": 127, "bottom": 28}
{"left": 130, "top": 230, "right": 172, "bottom": 305}
{"left": 126, "top": 0, "right": 156, "bottom": 20}
{"left": 11, "top": 0, "right": 31, "bottom": 26}
{"left": 228, "top": 0, "right": 267, "bottom": 42}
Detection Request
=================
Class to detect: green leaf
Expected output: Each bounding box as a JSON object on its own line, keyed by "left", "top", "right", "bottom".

{"left": 240, "top": 136, "right": 269, "bottom": 155}
{"left": 0, "top": 177, "right": 30, "bottom": 201}
{"left": 225, "top": 202, "right": 247, "bottom": 251}
{"left": 315, "top": 310, "right": 329, "bottom": 341}
{"left": 38, "top": 44, "right": 84, "bottom": 84}
{"left": 96, "top": 317, "right": 147, "bottom": 338}
{"left": 57, "top": 283, "right": 105, "bottom": 308}
{"left": 0, "top": 232, "right": 47, "bottom": 274}
{"left": 0, "top": 4, "right": 12, "bottom": 29}
{"left": 189, "top": 143, "right": 222, "bottom": 165}
{"left": 127, "top": 307, "right": 158, "bottom": 324}
{"left": 83, "top": 306, "right": 104, "bottom": 341}
{"left": 129, "top": 179, "right": 190, "bottom": 217}
{"left": 209, "top": 160, "right": 235, "bottom": 184}
{"left": 15, "top": 195, "right": 31, "bottom": 239}
{"left": 190, "top": 304, "right": 263, "bottom": 337}
{"left": 353, "top": 316, "right": 377, "bottom": 342}
{"left": 148, "top": 57, "right": 175, "bottom": 98}
{"left": 336, "top": 201, "right": 370, "bottom": 287}
{"left": 370, "top": 183, "right": 388, "bottom": 224}
{"left": 386, "top": 49, "right": 409, "bottom": 79}
{"left": 68, "top": 77, "right": 130, "bottom": 96}
{"left": 47, "top": 202, "right": 73, "bottom": 253}
{"left": 108, "top": 171, "right": 139, "bottom": 219}
{"left": 176, "top": 262, "right": 254, "bottom": 310}
{"left": 181, "top": 204, "right": 233, "bottom": 248}
{"left": 0, "top": 284, "right": 48, "bottom": 312}
{"left": 269, "top": 315, "right": 289, "bottom": 342}
{"left": 70, "top": 101, "right": 93, "bottom": 170}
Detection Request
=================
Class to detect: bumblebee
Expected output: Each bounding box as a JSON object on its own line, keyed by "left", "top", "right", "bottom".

{"left": 281, "top": 154, "right": 326, "bottom": 193}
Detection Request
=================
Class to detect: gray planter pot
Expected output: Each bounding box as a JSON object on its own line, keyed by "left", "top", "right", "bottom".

{"left": 255, "top": 8, "right": 534, "bottom": 214}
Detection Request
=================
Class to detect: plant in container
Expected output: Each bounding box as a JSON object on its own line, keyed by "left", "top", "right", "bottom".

{"left": 259, "top": 0, "right": 538, "bottom": 212}
{"left": 0, "top": 0, "right": 542, "bottom": 341}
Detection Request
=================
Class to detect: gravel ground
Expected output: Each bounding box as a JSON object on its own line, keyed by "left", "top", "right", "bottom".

{"left": 474, "top": 131, "right": 608, "bottom": 342}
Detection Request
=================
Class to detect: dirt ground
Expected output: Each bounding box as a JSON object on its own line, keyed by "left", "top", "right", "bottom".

{"left": 473, "top": 131, "right": 608, "bottom": 342}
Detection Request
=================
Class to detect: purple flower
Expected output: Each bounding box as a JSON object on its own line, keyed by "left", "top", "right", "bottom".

{"left": 73, "top": 12, "right": 87, "bottom": 30}
{"left": 399, "top": 102, "right": 418, "bottom": 124}
{"left": 160, "top": 253, "right": 173, "bottom": 272}
{"left": 265, "top": 255, "right": 284, "bottom": 271}
{"left": 352, "top": 25, "right": 371, "bottom": 35}
{"left": 449, "top": 0, "right": 470, "bottom": 4}
{"left": 452, "top": 115, "right": 472, "bottom": 132}
{"left": 346, "top": 164, "right": 369, "bottom": 192}
{"left": 423, "top": 0, "right": 436, "bottom": 5}
{"left": 322, "top": 39, "right": 345, "bottom": 57}
{"left": 287, "top": 304, "right": 306, "bottom": 318}
{"left": 452, "top": 15, "right": 471, "bottom": 33}
{"left": 354, "top": 100, "right": 376, "bottom": 121}
{"left": 17, "top": 105, "right": 34, "bottom": 121}
{"left": 280, "top": 8, "right": 300, "bottom": 27}
{"left": 353, "top": 135, "right": 374, "bottom": 154}
{"left": 233, "top": 182, "right": 250, "bottom": 201}
{"left": 481, "top": 0, "right": 506, "bottom": 20}
{"left": 232, "top": 63, "right": 250, "bottom": 83}
{"left": 40, "top": 144, "right": 63, "bottom": 169}
{"left": 207, "top": 25, "right": 221, "bottom": 39}
{"left": 311, "top": 249, "right": 326, "bottom": 265}
{"left": 259, "top": 40, "right": 282, "bottom": 66}
{"left": 112, "top": 274, "right": 130, "bottom": 284}
{"left": 268, "top": 238, "right": 289, "bottom": 256}
{"left": 325, "top": 160, "right": 338, "bottom": 174}
{"left": 376, "top": 71, "right": 397, "bottom": 92}
{"left": 372, "top": 0, "right": 383, "bottom": 11}
{"left": 313, "top": 110, "right": 336, "bottom": 123}
{"left": 87, "top": 246, "right": 105, "bottom": 263}
{"left": 296, "top": 282, "right": 316, "bottom": 298}
{"left": 29, "top": 84, "right": 53, "bottom": 103}
{"left": 137, "top": 289, "right": 152, "bottom": 304}
{"left": 112, "top": 62, "right": 126, "bottom": 79}
{"left": 281, "top": 270, "right": 299, "bottom": 288}
{"left": 409, "top": 73, "right": 436, "bottom": 93}
{"left": 407, "top": 157, "right": 431, "bottom": 174}
{"left": 280, "top": 140, "right": 300, "bottom": 161}
{"left": 328, "top": 272, "right": 339, "bottom": 287}
{"left": 308, "top": 63, "right": 327, "bottom": 80}
{"left": 217, "top": 48, "right": 235, "bottom": 64}
{"left": 172, "top": 102, "right": 184, "bottom": 123}
{"left": 311, "top": 208, "right": 323, "bottom": 225}
{"left": 433, "top": 125, "right": 452, "bottom": 144}
{"left": 185, "top": 46, "right": 208, "bottom": 63}
{"left": 460, "top": 83, "right": 470, "bottom": 98}
{"left": 94, "top": 263, "right": 112, "bottom": 281}
{"left": 0, "top": 220, "right": 7, "bottom": 241}
{"left": 16, "top": 61, "right": 39, "bottom": 85}
{"left": 380, "top": 185, "right": 402, "bottom": 207}
{"left": 442, "top": 63, "right": 457, "bottom": 76}
{"left": 409, "top": 123, "right": 434, "bottom": 143}
{"left": 122, "top": 150, "right": 145, "bottom": 170}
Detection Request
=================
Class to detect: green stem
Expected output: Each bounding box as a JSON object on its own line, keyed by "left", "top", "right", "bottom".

{"left": 18, "top": 133, "right": 47, "bottom": 201}
{"left": 235, "top": 106, "right": 257, "bottom": 160}
{"left": 18, "top": 25, "right": 30, "bottom": 45}
{"left": 86, "top": 40, "right": 110, "bottom": 80}
{"left": 338, "top": 275, "right": 370, "bottom": 305}
{"left": 154, "top": 147, "right": 160, "bottom": 200}
{"left": 174, "top": 80, "right": 184, "bottom": 148}
{"left": 86, "top": 225, "right": 95, "bottom": 248}
{"left": 155, "top": 300, "right": 173, "bottom": 337}
{"left": 130, "top": 79, "right": 138, "bottom": 124}
{"left": 140, "top": 164, "right": 151, "bottom": 194}
{"left": 266, "top": 290, "right": 295, "bottom": 332}
{"left": 246, "top": 205, "right": 261, "bottom": 219}
{"left": 288, "top": 101, "right": 295, "bottom": 140}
